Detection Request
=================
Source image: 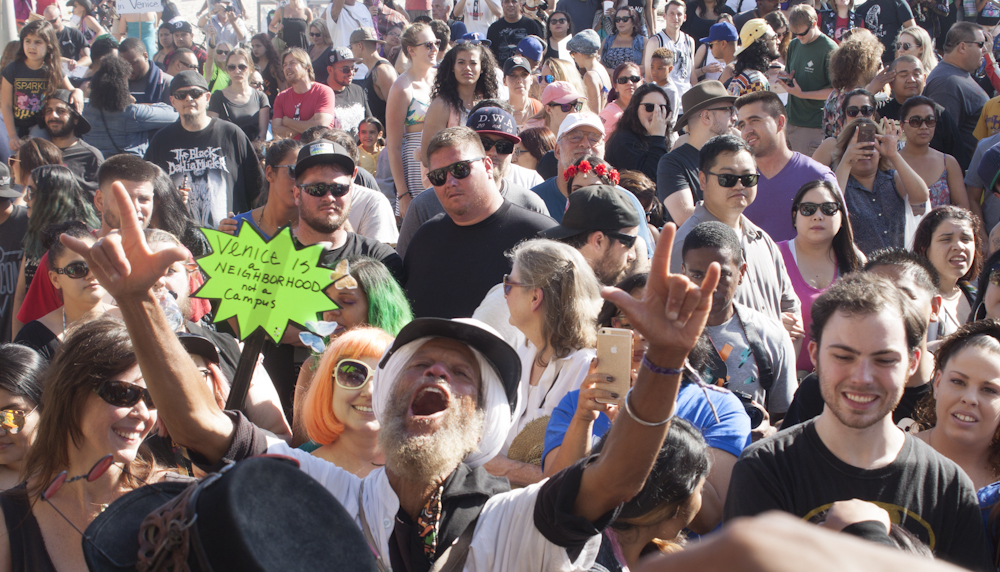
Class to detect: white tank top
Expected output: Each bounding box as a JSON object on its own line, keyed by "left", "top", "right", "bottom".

{"left": 705, "top": 49, "right": 723, "bottom": 81}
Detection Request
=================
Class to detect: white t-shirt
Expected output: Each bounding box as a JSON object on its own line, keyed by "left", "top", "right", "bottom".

{"left": 507, "top": 163, "right": 543, "bottom": 190}
{"left": 348, "top": 184, "right": 399, "bottom": 244}
{"left": 326, "top": 2, "right": 375, "bottom": 49}
{"left": 463, "top": 0, "right": 498, "bottom": 37}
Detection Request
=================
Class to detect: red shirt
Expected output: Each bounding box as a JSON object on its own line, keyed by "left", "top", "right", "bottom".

{"left": 272, "top": 82, "right": 337, "bottom": 140}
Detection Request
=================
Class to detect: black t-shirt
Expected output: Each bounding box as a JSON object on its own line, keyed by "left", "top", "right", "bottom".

{"left": 861, "top": 0, "right": 915, "bottom": 64}
{"left": 724, "top": 420, "right": 993, "bottom": 571}
{"left": 208, "top": 89, "right": 271, "bottom": 142}
{"left": 487, "top": 17, "right": 545, "bottom": 63}
{"left": 313, "top": 47, "right": 332, "bottom": 85}
{"left": 733, "top": 9, "right": 759, "bottom": 34}
{"left": 333, "top": 84, "right": 372, "bottom": 137}
{"left": 536, "top": 149, "right": 557, "bottom": 180}
{"left": 60, "top": 139, "right": 104, "bottom": 198}
{"left": 655, "top": 143, "right": 701, "bottom": 217}
{"left": 317, "top": 232, "right": 404, "bottom": 283}
{"left": 13, "top": 320, "right": 59, "bottom": 362}
{"left": 0, "top": 206, "right": 28, "bottom": 344}
{"left": 682, "top": 2, "right": 736, "bottom": 41}
{"left": 1, "top": 61, "right": 51, "bottom": 138}
{"left": 144, "top": 118, "right": 264, "bottom": 229}
{"left": 56, "top": 27, "right": 86, "bottom": 60}
{"left": 782, "top": 372, "right": 933, "bottom": 429}
{"left": 404, "top": 201, "right": 555, "bottom": 318}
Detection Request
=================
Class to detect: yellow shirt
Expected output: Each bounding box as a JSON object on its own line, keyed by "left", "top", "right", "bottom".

{"left": 358, "top": 146, "right": 381, "bottom": 176}
{"left": 974, "top": 95, "right": 1000, "bottom": 140}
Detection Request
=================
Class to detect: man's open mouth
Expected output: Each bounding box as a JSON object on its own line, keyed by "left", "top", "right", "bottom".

{"left": 409, "top": 384, "right": 450, "bottom": 417}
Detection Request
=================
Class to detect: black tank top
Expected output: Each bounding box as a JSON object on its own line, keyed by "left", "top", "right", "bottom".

{"left": 280, "top": 16, "right": 310, "bottom": 49}
{"left": 364, "top": 59, "right": 391, "bottom": 127}
{"left": 0, "top": 486, "right": 59, "bottom": 572}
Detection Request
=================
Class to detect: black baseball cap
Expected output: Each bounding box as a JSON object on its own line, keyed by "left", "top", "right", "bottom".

{"left": 170, "top": 70, "right": 209, "bottom": 95}
{"left": 294, "top": 139, "right": 356, "bottom": 178}
{"left": 503, "top": 55, "right": 532, "bottom": 76}
{"left": 539, "top": 185, "right": 643, "bottom": 240}
{"left": 171, "top": 20, "right": 194, "bottom": 34}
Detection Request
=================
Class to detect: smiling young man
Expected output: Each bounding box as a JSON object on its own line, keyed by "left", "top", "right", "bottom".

{"left": 39, "top": 89, "right": 103, "bottom": 196}
{"left": 724, "top": 272, "right": 992, "bottom": 572}
{"left": 272, "top": 48, "right": 337, "bottom": 141}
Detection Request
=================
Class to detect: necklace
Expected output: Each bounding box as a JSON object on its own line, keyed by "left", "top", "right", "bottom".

{"left": 62, "top": 306, "right": 66, "bottom": 332}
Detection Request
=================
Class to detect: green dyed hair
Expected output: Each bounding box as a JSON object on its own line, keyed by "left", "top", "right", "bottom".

{"left": 349, "top": 257, "right": 413, "bottom": 336}
{"left": 24, "top": 165, "right": 100, "bottom": 260}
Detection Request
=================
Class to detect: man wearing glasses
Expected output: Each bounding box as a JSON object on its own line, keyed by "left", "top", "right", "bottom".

{"left": 325, "top": 47, "right": 372, "bottom": 137}
{"left": 144, "top": 71, "right": 264, "bottom": 229}
{"left": 486, "top": 0, "right": 543, "bottom": 62}
{"left": 924, "top": 22, "right": 989, "bottom": 167}
{"left": 531, "top": 112, "right": 607, "bottom": 222}
{"left": 780, "top": 5, "right": 835, "bottom": 157}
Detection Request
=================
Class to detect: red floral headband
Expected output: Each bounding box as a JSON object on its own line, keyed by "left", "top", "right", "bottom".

{"left": 563, "top": 160, "right": 620, "bottom": 185}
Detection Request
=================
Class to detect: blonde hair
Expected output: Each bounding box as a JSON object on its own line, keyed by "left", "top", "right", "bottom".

{"left": 896, "top": 26, "right": 937, "bottom": 74}
{"left": 529, "top": 57, "right": 586, "bottom": 105}
{"left": 308, "top": 19, "right": 332, "bottom": 46}
{"left": 282, "top": 47, "right": 314, "bottom": 81}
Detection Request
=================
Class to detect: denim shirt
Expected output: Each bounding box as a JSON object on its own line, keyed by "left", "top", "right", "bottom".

{"left": 81, "top": 103, "right": 179, "bottom": 158}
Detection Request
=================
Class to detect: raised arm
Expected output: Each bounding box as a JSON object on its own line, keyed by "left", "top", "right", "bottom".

{"left": 61, "top": 181, "right": 237, "bottom": 464}
{"left": 877, "top": 129, "right": 929, "bottom": 207}
{"left": 574, "top": 224, "right": 720, "bottom": 522}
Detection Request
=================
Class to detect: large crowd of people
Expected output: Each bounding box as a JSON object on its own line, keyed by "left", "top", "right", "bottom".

{"left": 6, "top": 0, "right": 1000, "bottom": 568}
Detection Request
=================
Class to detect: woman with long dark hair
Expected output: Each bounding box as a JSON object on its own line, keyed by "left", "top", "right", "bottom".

{"left": 82, "top": 56, "right": 177, "bottom": 158}
{"left": 897, "top": 95, "right": 969, "bottom": 209}
{"left": 544, "top": 10, "right": 574, "bottom": 61}
{"left": 2, "top": 20, "right": 78, "bottom": 152}
{"left": 513, "top": 126, "right": 555, "bottom": 172}
{"left": 152, "top": 23, "right": 174, "bottom": 70}
{"left": 250, "top": 32, "right": 285, "bottom": 104}
{"left": 419, "top": 42, "right": 499, "bottom": 166}
{"left": 68, "top": 0, "right": 108, "bottom": 44}
{"left": 599, "top": 61, "right": 642, "bottom": 138}
{"left": 778, "top": 180, "right": 862, "bottom": 372}
{"left": 600, "top": 6, "right": 646, "bottom": 72}
{"left": 971, "top": 249, "right": 1000, "bottom": 322}
{"left": 606, "top": 82, "right": 671, "bottom": 181}
{"left": 0, "top": 344, "right": 45, "bottom": 490}
{"left": 220, "top": 138, "right": 302, "bottom": 240}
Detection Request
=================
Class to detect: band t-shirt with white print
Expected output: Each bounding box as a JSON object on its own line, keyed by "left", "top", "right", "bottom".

{"left": 144, "top": 118, "right": 264, "bottom": 229}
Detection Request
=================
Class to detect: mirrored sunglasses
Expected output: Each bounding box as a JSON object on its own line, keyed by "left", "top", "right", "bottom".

{"left": 427, "top": 157, "right": 484, "bottom": 186}
{"left": 797, "top": 201, "right": 839, "bottom": 217}
{"left": 94, "top": 380, "right": 156, "bottom": 410}
{"left": 53, "top": 260, "right": 90, "bottom": 279}
{"left": 335, "top": 358, "right": 374, "bottom": 390}
{"left": 299, "top": 182, "right": 352, "bottom": 198}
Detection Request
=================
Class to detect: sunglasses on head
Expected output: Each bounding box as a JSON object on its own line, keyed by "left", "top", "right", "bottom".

{"left": 226, "top": 63, "right": 248, "bottom": 72}
{"left": 0, "top": 408, "right": 35, "bottom": 435}
{"left": 641, "top": 103, "right": 669, "bottom": 113}
{"left": 428, "top": 157, "right": 485, "bottom": 186}
{"left": 906, "top": 115, "right": 937, "bottom": 128}
{"left": 299, "top": 182, "right": 352, "bottom": 198}
{"left": 335, "top": 358, "right": 374, "bottom": 390}
{"left": 548, "top": 100, "right": 584, "bottom": 113}
{"left": 537, "top": 74, "right": 555, "bottom": 84}
{"left": 706, "top": 171, "right": 758, "bottom": 187}
{"left": 616, "top": 75, "right": 641, "bottom": 84}
{"left": 797, "top": 201, "right": 839, "bottom": 217}
{"left": 53, "top": 260, "right": 90, "bottom": 279}
{"left": 94, "top": 380, "right": 156, "bottom": 410}
{"left": 614, "top": 15, "right": 631, "bottom": 22}
{"left": 605, "top": 230, "right": 637, "bottom": 248}
{"left": 173, "top": 88, "right": 207, "bottom": 100}
{"left": 480, "top": 138, "right": 515, "bottom": 154}
{"left": 845, "top": 105, "right": 874, "bottom": 117}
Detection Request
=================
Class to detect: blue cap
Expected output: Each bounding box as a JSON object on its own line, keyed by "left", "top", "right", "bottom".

{"left": 517, "top": 35, "right": 545, "bottom": 62}
{"left": 700, "top": 22, "right": 738, "bottom": 44}
{"left": 978, "top": 141, "right": 1000, "bottom": 193}
{"left": 450, "top": 20, "right": 468, "bottom": 41}
{"left": 460, "top": 32, "right": 491, "bottom": 46}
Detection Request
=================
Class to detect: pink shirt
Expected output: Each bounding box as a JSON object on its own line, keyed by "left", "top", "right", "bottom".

{"left": 599, "top": 101, "right": 624, "bottom": 141}
{"left": 778, "top": 240, "right": 835, "bottom": 373}
{"left": 272, "top": 82, "right": 337, "bottom": 140}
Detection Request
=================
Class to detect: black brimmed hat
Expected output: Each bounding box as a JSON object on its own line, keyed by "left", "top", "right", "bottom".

{"left": 539, "top": 185, "right": 642, "bottom": 240}
{"left": 294, "top": 139, "right": 356, "bottom": 178}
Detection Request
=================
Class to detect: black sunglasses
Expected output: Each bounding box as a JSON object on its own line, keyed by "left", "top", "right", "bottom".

{"left": 427, "top": 157, "right": 484, "bottom": 186}
{"left": 845, "top": 105, "right": 874, "bottom": 118}
{"left": 616, "top": 75, "right": 641, "bottom": 84}
{"left": 906, "top": 115, "right": 937, "bottom": 128}
{"left": 641, "top": 103, "right": 669, "bottom": 113}
{"left": 216, "top": 48, "right": 230, "bottom": 56}
{"left": 299, "top": 182, "right": 352, "bottom": 198}
{"left": 797, "top": 201, "right": 839, "bottom": 217}
{"left": 792, "top": 28, "right": 809, "bottom": 36}
{"left": 481, "top": 138, "right": 515, "bottom": 154}
{"left": 53, "top": 260, "right": 91, "bottom": 279}
{"left": 706, "top": 171, "right": 758, "bottom": 187}
{"left": 309, "top": 32, "right": 322, "bottom": 37}
{"left": 614, "top": 15, "right": 631, "bottom": 21}
{"left": 226, "top": 63, "right": 248, "bottom": 72}
{"left": 549, "top": 17, "right": 567, "bottom": 24}
{"left": 173, "top": 88, "right": 207, "bottom": 100}
{"left": 605, "top": 230, "right": 637, "bottom": 249}
{"left": 548, "top": 100, "right": 584, "bottom": 113}
{"left": 895, "top": 41, "right": 913, "bottom": 51}
{"left": 94, "top": 380, "right": 156, "bottom": 410}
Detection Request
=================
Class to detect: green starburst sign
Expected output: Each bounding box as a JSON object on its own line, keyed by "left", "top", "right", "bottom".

{"left": 193, "top": 225, "right": 338, "bottom": 344}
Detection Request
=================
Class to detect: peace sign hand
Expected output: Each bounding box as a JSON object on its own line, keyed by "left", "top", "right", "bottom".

{"left": 602, "top": 224, "right": 719, "bottom": 367}
{"left": 60, "top": 181, "right": 189, "bottom": 301}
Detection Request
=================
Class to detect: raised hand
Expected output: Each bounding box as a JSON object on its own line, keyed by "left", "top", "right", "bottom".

{"left": 602, "top": 224, "right": 719, "bottom": 366}
{"left": 60, "top": 181, "right": 188, "bottom": 300}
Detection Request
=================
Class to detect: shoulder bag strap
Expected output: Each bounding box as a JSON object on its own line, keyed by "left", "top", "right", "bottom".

{"left": 357, "top": 480, "right": 392, "bottom": 572}
{"left": 99, "top": 108, "right": 127, "bottom": 155}
{"left": 734, "top": 304, "right": 775, "bottom": 393}
{"left": 430, "top": 514, "right": 482, "bottom": 572}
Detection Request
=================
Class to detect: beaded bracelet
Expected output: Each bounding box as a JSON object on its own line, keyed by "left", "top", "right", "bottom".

{"left": 623, "top": 387, "right": 673, "bottom": 427}
{"left": 641, "top": 354, "right": 683, "bottom": 376}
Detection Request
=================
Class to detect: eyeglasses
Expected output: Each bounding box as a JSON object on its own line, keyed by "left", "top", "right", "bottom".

{"left": 94, "top": 380, "right": 156, "bottom": 410}
{"left": 641, "top": 103, "right": 669, "bottom": 113}
{"left": 616, "top": 75, "right": 641, "bottom": 84}
{"left": 173, "top": 88, "right": 207, "bottom": 100}
{"left": 480, "top": 137, "right": 515, "bottom": 154}
{"left": 705, "top": 171, "right": 758, "bottom": 187}
{"left": 549, "top": 100, "right": 585, "bottom": 113}
{"left": 216, "top": 48, "right": 230, "bottom": 56}
{"left": 796, "top": 201, "right": 839, "bottom": 217}
{"left": 226, "top": 63, "right": 248, "bottom": 72}
{"left": 563, "top": 130, "right": 603, "bottom": 146}
{"left": 906, "top": 115, "right": 938, "bottom": 128}
{"left": 964, "top": 40, "right": 986, "bottom": 48}
{"left": 549, "top": 17, "right": 567, "bottom": 24}
{"left": 605, "top": 230, "right": 637, "bottom": 249}
{"left": 250, "top": 80, "right": 264, "bottom": 88}
{"left": 537, "top": 74, "right": 555, "bottom": 84}
{"left": 706, "top": 105, "right": 735, "bottom": 116}
{"left": 334, "top": 358, "right": 374, "bottom": 390}
{"left": 502, "top": 274, "right": 529, "bottom": 296}
{"left": 420, "top": 40, "right": 442, "bottom": 50}
{"left": 427, "top": 157, "right": 485, "bottom": 186}
{"left": 299, "top": 182, "right": 352, "bottom": 198}
{"left": 0, "top": 408, "right": 35, "bottom": 435}
{"left": 895, "top": 41, "right": 913, "bottom": 51}
{"left": 53, "top": 260, "right": 91, "bottom": 279}
{"left": 614, "top": 15, "right": 631, "bottom": 22}
{"left": 845, "top": 105, "right": 875, "bottom": 118}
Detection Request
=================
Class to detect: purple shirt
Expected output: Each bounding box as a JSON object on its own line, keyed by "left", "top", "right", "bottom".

{"left": 743, "top": 152, "right": 839, "bottom": 243}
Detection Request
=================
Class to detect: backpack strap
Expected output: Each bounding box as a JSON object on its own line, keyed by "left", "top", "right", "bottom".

{"left": 734, "top": 304, "right": 775, "bottom": 394}
{"left": 430, "top": 514, "right": 482, "bottom": 572}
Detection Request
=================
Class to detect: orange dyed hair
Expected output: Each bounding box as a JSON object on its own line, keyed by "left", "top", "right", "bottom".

{"left": 303, "top": 326, "right": 394, "bottom": 445}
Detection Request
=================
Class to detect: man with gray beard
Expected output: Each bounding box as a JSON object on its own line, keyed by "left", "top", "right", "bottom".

{"left": 64, "top": 174, "right": 721, "bottom": 572}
